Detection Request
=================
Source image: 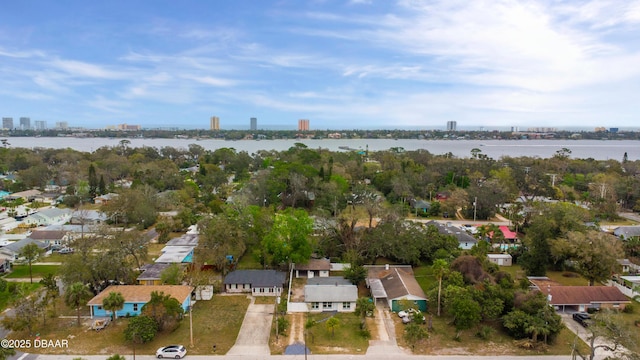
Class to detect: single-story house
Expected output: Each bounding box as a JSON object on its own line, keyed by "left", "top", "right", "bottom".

{"left": 71, "top": 210, "right": 108, "bottom": 225}
{"left": 155, "top": 246, "right": 194, "bottom": 264}
{"left": 5, "top": 189, "right": 42, "bottom": 202}
{"left": 28, "top": 229, "right": 69, "bottom": 248}
{"left": 614, "top": 226, "right": 640, "bottom": 240}
{"left": 223, "top": 270, "right": 286, "bottom": 296}
{"left": 487, "top": 254, "right": 513, "bottom": 266}
{"left": 137, "top": 263, "right": 183, "bottom": 285}
{"left": 411, "top": 199, "right": 431, "bottom": 214}
{"left": 94, "top": 193, "right": 119, "bottom": 205}
{"left": 294, "top": 258, "right": 331, "bottom": 278}
{"left": 543, "top": 285, "right": 631, "bottom": 312}
{"left": 365, "top": 265, "right": 428, "bottom": 312}
{"left": 0, "top": 253, "right": 12, "bottom": 273}
{"left": 0, "top": 237, "right": 49, "bottom": 261}
{"left": 166, "top": 233, "right": 199, "bottom": 247}
{"left": 617, "top": 259, "right": 639, "bottom": 275}
{"left": 304, "top": 277, "right": 357, "bottom": 313}
{"left": 87, "top": 285, "right": 193, "bottom": 318}
{"left": 0, "top": 217, "right": 19, "bottom": 232}
{"left": 22, "top": 208, "right": 72, "bottom": 226}
{"left": 425, "top": 220, "right": 478, "bottom": 250}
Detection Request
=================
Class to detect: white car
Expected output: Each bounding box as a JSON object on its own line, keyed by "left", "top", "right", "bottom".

{"left": 156, "top": 345, "right": 187, "bottom": 359}
{"left": 397, "top": 310, "right": 408, "bottom": 318}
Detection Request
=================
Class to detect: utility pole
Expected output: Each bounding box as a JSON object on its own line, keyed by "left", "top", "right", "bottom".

{"left": 546, "top": 173, "right": 557, "bottom": 187}
{"left": 275, "top": 286, "right": 279, "bottom": 341}
{"left": 473, "top": 197, "right": 477, "bottom": 222}
{"left": 189, "top": 303, "right": 194, "bottom": 347}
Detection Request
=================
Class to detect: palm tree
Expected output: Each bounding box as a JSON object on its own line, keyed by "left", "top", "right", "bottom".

{"left": 19, "top": 243, "right": 42, "bottom": 284}
{"left": 432, "top": 259, "right": 449, "bottom": 316}
{"left": 64, "top": 282, "right": 93, "bottom": 326}
{"left": 325, "top": 317, "right": 340, "bottom": 338}
{"left": 102, "top": 291, "right": 125, "bottom": 322}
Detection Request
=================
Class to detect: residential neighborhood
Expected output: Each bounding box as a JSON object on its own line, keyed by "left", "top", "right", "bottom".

{"left": 1, "top": 142, "right": 640, "bottom": 360}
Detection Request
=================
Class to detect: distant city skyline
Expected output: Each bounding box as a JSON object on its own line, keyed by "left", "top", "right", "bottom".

{"left": 2, "top": 1, "right": 640, "bottom": 129}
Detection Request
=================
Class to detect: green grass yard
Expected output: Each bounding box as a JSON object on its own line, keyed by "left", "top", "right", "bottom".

{"left": 3, "top": 264, "right": 59, "bottom": 279}
{"left": 10, "top": 294, "right": 250, "bottom": 356}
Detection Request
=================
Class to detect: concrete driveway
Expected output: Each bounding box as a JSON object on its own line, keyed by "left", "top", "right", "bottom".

{"left": 226, "top": 297, "right": 274, "bottom": 356}
{"left": 560, "top": 313, "right": 633, "bottom": 360}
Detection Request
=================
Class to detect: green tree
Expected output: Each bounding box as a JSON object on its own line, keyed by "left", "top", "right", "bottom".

{"left": 261, "top": 209, "right": 313, "bottom": 267}
{"left": 445, "top": 286, "right": 481, "bottom": 338}
{"left": 141, "top": 291, "right": 184, "bottom": 331}
{"left": 0, "top": 346, "right": 16, "bottom": 360}
{"left": 64, "top": 282, "right": 93, "bottom": 326}
{"left": 404, "top": 322, "right": 428, "bottom": 350}
{"left": 102, "top": 291, "right": 125, "bottom": 322}
{"left": 354, "top": 297, "right": 375, "bottom": 320}
{"left": 19, "top": 242, "right": 43, "bottom": 284}
{"left": 40, "top": 273, "right": 60, "bottom": 319}
{"left": 432, "top": 259, "right": 449, "bottom": 316}
{"left": 343, "top": 263, "right": 367, "bottom": 285}
{"left": 574, "top": 310, "right": 640, "bottom": 360}
{"left": 325, "top": 317, "right": 340, "bottom": 338}
{"left": 0, "top": 287, "right": 44, "bottom": 334}
{"left": 160, "top": 264, "right": 184, "bottom": 285}
{"left": 566, "top": 230, "right": 624, "bottom": 286}
{"left": 124, "top": 315, "right": 158, "bottom": 343}
{"left": 106, "top": 355, "right": 125, "bottom": 360}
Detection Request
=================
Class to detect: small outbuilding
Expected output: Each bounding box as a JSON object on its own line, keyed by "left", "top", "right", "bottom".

{"left": 487, "top": 254, "right": 513, "bottom": 266}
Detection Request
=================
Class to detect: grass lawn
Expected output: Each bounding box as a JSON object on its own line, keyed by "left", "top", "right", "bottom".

{"left": 10, "top": 294, "right": 250, "bottom": 356}
{"left": 303, "top": 312, "right": 369, "bottom": 354}
{"left": 398, "top": 313, "right": 590, "bottom": 356}
{"left": 3, "top": 264, "right": 59, "bottom": 279}
{"left": 235, "top": 252, "right": 262, "bottom": 270}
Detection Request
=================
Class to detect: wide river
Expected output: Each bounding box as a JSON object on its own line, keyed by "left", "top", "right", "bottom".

{"left": 4, "top": 137, "right": 640, "bottom": 161}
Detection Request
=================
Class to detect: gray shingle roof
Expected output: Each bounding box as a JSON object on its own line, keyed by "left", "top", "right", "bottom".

{"left": 223, "top": 270, "right": 286, "bottom": 287}
{"left": 305, "top": 283, "right": 357, "bottom": 302}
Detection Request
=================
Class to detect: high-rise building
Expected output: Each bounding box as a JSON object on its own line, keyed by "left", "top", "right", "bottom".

{"left": 19, "top": 117, "right": 31, "bottom": 130}
{"left": 55, "top": 121, "right": 68, "bottom": 129}
{"left": 250, "top": 117, "right": 257, "bottom": 130}
{"left": 35, "top": 120, "right": 47, "bottom": 130}
{"left": 2, "top": 117, "right": 13, "bottom": 130}
{"left": 298, "top": 119, "right": 310, "bottom": 131}
{"left": 210, "top": 116, "right": 220, "bottom": 130}
{"left": 446, "top": 121, "right": 457, "bottom": 131}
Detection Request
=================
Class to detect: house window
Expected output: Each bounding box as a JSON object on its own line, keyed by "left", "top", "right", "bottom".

{"left": 343, "top": 302, "right": 351, "bottom": 310}
{"left": 260, "top": 288, "right": 264, "bottom": 293}
{"left": 323, "top": 302, "right": 332, "bottom": 309}
{"left": 311, "top": 302, "right": 319, "bottom": 309}
{"left": 97, "top": 306, "right": 103, "bottom": 310}
{"left": 133, "top": 304, "right": 138, "bottom": 311}
{"left": 269, "top": 287, "right": 273, "bottom": 293}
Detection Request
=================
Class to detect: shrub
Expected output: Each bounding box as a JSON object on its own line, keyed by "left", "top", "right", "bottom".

{"left": 476, "top": 325, "right": 494, "bottom": 340}
{"left": 305, "top": 318, "right": 315, "bottom": 329}
{"left": 622, "top": 304, "right": 634, "bottom": 314}
{"left": 277, "top": 317, "right": 289, "bottom": 335}
{"left": 124, "top": 315, "right": 158, "bottom": 343}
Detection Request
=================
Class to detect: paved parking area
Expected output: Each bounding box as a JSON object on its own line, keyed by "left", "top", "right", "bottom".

{"left": 226, "top": 298, "right": 274, "bottom": 356}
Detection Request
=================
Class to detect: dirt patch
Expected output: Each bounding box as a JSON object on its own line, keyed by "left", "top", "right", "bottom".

{"left": 288, "top": 312, "right": 306, "bottom": 344}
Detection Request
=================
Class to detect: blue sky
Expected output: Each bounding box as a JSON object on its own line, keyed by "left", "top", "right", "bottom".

{"left": 2, "top": 0, "right": 640, "bottom": 130}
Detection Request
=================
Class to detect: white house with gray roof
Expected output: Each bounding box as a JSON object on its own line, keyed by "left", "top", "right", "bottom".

{"left": 614, "top": 226, "right": 640, "bottom": 240}
{"left": 304, "top": 277, "right": 357, "bottom": 313}
{"left": 22, "top": 208, "right": 72, "bottom": 226}
{"left": 223, "top": 270, "right": 286, "bottom": 296}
